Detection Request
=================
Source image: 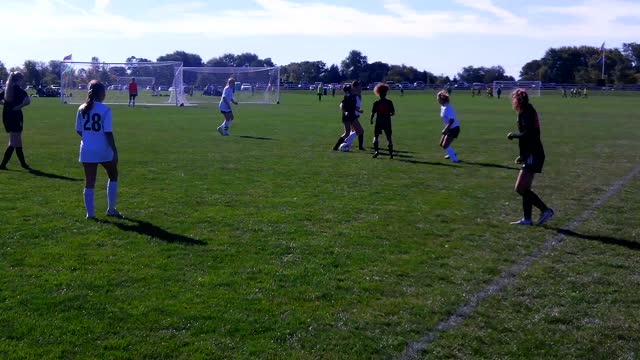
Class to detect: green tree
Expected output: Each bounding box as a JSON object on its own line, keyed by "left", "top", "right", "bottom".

{"left": 621, "top": 42, "right": 640, "bottom": 72}
{"left": 340, "top": 50, "right": 368, "bottom": 81}
{"left": 157, "top": 51, "right": 203, "bottom": 67}
{"left": 519, "top": 60, "right": 542, "bottom": 80}
{"left": 0, "top": 61, "right": 8, "bottom": 82}
{"left": 23, "top": 60, "right": 42, "bottom": 86}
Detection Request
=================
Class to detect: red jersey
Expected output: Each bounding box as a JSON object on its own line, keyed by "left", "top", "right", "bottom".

{"left": 128, "top": 82, "right": 138, "bottom": 94}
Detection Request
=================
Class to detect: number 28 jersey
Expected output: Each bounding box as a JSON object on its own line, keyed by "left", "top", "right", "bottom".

{"left": 75, "top": 101, "right": 114, "bottom": 163}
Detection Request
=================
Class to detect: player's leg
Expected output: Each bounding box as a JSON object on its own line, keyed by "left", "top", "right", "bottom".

{"left": 372, "top": 123, "right": 381, "bottom": 158}
{"left": 333, "top": 121, "right": 350, "bottom": 150}
{"left": 82, "top": 162, "right": 99, "bottom": 219}
{"left": 441, "top": 134, "right": 458, "bottom": 162}
{"left": 218, "top": 111, "right": 234, "bottom": 136}
{"left": 12, "top": 133, "right": 29, "bottom": 169}
{"left": 354, "top": 119, "right": 365, "bottom": 150}
{"left": 102, "top": 160, "right": 122, "bottom": 217}
{"left": 1, "top": 132, "right": 16, "bottom": 169}
{"left": 385, "top": 124, "right": 393, "bottom": 159}
{"left": 511, "top": 170, "right": 536, "bottom": 225}
{"left": 132, "top": 94, "right": 136, "bottom": 107}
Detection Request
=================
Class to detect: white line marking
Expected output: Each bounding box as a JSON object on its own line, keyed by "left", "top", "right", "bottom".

{"left": 401, "top": 165, "right": 640, "bottom": 359}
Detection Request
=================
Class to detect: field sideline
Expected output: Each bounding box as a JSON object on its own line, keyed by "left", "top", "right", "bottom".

{"left": 1, "top": 90, "right": 639, "bottom": 358}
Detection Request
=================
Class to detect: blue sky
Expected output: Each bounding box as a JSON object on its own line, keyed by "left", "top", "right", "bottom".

{"left": 3, "top": 0, "right": 640, "bottom": 78}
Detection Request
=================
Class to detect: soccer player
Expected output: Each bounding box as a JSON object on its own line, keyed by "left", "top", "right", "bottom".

{"left": 128, "top": 78, "right": 138, "bottom": 107}
{"left": 317, "top": 83, "right": 323, "bottom": 102}
{"left": 507, "top": 88, "right": 554, "bottom": 226}
{"left": 75, "top": 80, "right": 122, "bottom": 219}
{"left": 436, "top": 90, "right": 460, "bottom": 163}
{"left": 497, "top": 86, "right": 502, "bottom": 99}
{"left": 332, "top": 84, "right": 357, "bottom": 150}
{"left": 217, "top": 78, "right": 238, "bottom": 136}
{"left": 0, "top": 72, "right": 31, "bottom": 170}
{"left": 370, "top": 83, "right": 395, "bottom": 159}
{"left": 340, "top": 80, "right": 365, "bottom": 150}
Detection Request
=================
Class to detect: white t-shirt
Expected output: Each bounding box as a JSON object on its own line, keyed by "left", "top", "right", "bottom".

{"left": 440, "top": 104, "right": 460, "bottom": 128}
{"left": 75, "top": 101, "right": 114, "bottom": 163}
{"left": 219, "top": 86, "right": 235, "bottom": 112}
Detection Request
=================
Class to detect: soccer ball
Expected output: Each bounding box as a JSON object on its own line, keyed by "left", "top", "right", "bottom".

{"left": 339, "top": 143, "right": 350, "bottom": 152}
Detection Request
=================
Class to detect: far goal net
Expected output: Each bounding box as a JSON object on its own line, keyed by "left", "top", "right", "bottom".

{"left": 492, "top": 81, "right": 542, "bottom": 97}
{"left": 60, "top": 61, "right": 184, "bottom": 106}
{"left": 173, "top": 66, "right": 280, "bottom": 106}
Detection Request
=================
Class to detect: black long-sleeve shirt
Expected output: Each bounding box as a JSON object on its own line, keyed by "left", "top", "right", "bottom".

{"left": 517, "top": 103, "right": 545, "bottom": 157}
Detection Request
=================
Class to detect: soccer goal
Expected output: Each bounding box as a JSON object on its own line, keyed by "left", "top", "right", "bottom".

{"left": 492, "top": 81, "right": 542, "bottom": 97}
{"left": 174, "top": 66, "right": 280, "bottom": 106}
{"left": 60, "top": 61, "right": 184, "bottom": 106}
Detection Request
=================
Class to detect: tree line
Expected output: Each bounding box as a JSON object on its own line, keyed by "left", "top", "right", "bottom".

{"left": 1, "top": 43, "right": 639, "bottom": 87}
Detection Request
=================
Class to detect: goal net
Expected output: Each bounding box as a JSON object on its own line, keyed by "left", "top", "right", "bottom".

{"left": 60, "top": 61, "right": 184, "bottom": 105}
{"left": 173, "top": 66, "right": 280, "bottom": 106}
{"left": 492, "top": 81, "right": 542, "bottom": 97}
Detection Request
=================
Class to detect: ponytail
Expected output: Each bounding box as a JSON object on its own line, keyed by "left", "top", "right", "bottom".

{"left": 4, "top": 72, "right": 24, "bottom": 103}
{"left": 80, "top": 80, "right": 105, "bottom": 115}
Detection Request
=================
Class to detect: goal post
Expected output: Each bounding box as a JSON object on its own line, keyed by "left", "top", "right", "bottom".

{"left": 492, "top": 81, "right": 542, "bottom": 97}
{"left": 60, "top": 61, "right": 184, "bottom": 106}
{"left": 174, "top": 66, "right": 280, "bottom": 106}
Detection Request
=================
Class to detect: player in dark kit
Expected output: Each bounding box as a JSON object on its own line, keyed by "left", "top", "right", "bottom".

{"left": 370, "top": 83, "right": 395, "bottom": 159}
{"left": 507, "top": 88, "right": 554, "bottom": 226}
{"left": 332, "top": 84, "right": 358, "bottom": 150}
{"left": 0, "top": 71, "right": 32, "bottom": 170}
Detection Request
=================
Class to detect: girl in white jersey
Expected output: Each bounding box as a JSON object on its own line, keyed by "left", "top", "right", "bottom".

{"left": 217, "top": 78, "right": 238, "bottom": 136}
{"left": 75, "top": 80, "right": 122, "bottom": 219}
{"left": 436, "top": 90, "right": 461, "bottom": 163}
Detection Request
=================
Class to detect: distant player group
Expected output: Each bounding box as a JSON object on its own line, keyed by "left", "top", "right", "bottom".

{"left": 0, "top": 72, "right": 553, "bottom": 226}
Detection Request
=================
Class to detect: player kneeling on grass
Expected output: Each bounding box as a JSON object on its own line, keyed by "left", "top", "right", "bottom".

{"left": 370, "top": 83, "right": 395, "bottom": 159}
{"left": 75, "top": 80, "right": 122, "bottom": 220}
{"left": 507, "top": 88, "right": 554, "bottom": 226}
{"left": 217, "top": 78, "right": 238, "bottom": 136}
{"left": 436, "top": 90, "right": 460, "bottom": 163}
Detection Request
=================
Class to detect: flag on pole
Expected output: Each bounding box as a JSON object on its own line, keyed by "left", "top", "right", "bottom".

{"left": 63, "top": 54, "right": 72, "bottom": 61}
{"left": 596, "top": 42, "right": 605, "bottom": 64}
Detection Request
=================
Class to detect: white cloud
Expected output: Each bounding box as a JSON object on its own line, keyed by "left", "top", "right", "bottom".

{"left": 4, "top": 0, "right": 640, "bottom": 41}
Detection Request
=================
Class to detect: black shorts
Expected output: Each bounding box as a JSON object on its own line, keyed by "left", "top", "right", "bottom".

{"left": 521, "top": 153, "right": 545, "bottom": 173}
{"left": 129, "top": 93, "right": 137, "bottom": 99}
{"left": 3, "top": 113, "right": 23, "bottom": 133}
{"left": 374, "top": 119, "right": 392, "bottom": 136}
{"left": 443, "top": 126, "right": 460, "bottom": 138}
{"left": 342, "top": 115, "right": 356, "bottom": 123}
{"left": 220, "top": 110, "right": 233, "bottom": 115}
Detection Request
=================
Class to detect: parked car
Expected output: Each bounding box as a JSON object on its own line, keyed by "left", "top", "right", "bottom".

{"left": 400, "top": 81, "right": 412, "bottom": 89}
{"left": 241, "top": 83, "right": 252, "bottom": 91}
{"left": 78, "top": 84, "right": 87, "bottom": 90}
{"left": 157, "top": 86, "right": 168, "bottom": 91}
{"left": 454, "top": 82, "right": 470, "bottom": 89}
{"left": 413, "top": 81, "right": 425, "bottom": 89}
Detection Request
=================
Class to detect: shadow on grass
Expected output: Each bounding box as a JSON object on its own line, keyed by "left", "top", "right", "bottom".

{"left": 28, "top": 168, "right": 83, "bottom": 181}
{"left": 459, "top": 161, "right": 520, "bottom": 171}
{"left": 98, "top": 217, "right": 207, "bottom": 246}
{"left": 236, "top": 135, "right": 277, "bottom": 141}
{"left": 556, "top": 228, "right": 640, "bottom": 250}
{"left": 373, "top": 151, "right": 414, "bottom": 159}
{"left": 397, "top": 159, "right": 458, "bottom": 167}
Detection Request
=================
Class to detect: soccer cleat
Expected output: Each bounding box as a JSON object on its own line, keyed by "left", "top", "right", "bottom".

{"left": 510, "top": 218, "right": 533, "bottom": 225}
{"left": 217, "top": 126, "right": 224, "bottom": 136}
{"left": 86, "top": 215, "right": 96, "bottom": 220}
{"left": 444, "top": 155, "right": 450, "bottom": 159}
{"left": 21, "top": 163, "right": 31, "bottom": 170}
{"left": 536, "top": 209, "right": 555, "bottom": 225}
{"left": 106, "top": 209, "right": 124, "bottom": 219}
{"left": 0, "top": 165, "right": 7, "bottom": 170}
{"left": 452, "top": 159, "right": 460, "bottom": 163}
{"left": 372, "top": 151, "right": 379, "bottom": 158}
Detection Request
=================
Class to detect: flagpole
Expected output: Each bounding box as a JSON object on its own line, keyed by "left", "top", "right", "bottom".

{"left": 601, "top": 47, "right": 605, "bottom": 80}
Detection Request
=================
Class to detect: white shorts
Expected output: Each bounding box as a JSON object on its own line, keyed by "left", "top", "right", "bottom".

{"left": 79, "top": 146, "right": 114, "bottom": 163}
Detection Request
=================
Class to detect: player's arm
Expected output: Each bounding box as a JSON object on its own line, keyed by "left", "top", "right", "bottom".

{"left": 105, "top": 132, "right": 118, "bottom": 163}
{"left": 13, "top": 91, "right": 31, "bottom": 111}
{"left": 508, "top": 112, "right": 534, "bottom": 140}
{"left": 442, "top": 118, "right": 454, "bottom": 134}
{"left": 389, "top": 101, "right": 395, "bottom": 117}
{"left": 370, "top": 102, "right": 376, "bottom": 124}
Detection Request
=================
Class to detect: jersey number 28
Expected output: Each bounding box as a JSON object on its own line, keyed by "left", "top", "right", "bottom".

{"left": 83, "top": 113, "right": 102, "bottom": 132}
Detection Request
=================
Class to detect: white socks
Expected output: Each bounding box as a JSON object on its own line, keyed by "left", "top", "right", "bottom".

{"left": 445, "top": 147, "right": 458, "bottom": 162}
{"left": 344, "top": 131, "right": 358, "bottom": 146}
{"left": 107, "top": 180, "right": 118, "bottom": 211}
{"left": 83, "top": 188, "right": 94, "bottom": 218}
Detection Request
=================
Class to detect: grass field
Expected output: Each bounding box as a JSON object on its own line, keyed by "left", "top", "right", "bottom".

{"left": 1, "top": 90, "right": 639, "bottom": 359}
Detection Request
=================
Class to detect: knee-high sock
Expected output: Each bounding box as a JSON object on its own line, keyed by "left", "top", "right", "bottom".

{"left": 333, "top": 136, "right": 345, "bottom": 150}
{"left": 521, "top": 191, "right": 533, "bottom": 220}
{"left": 373, "top": 138, "right": 379, "bottom": 152}
{"left": 84, "top": 188, "right": 95, "bottom": 218}
{"left": 526, "top": 189, "right": 548, "bottom": 212}
{"left": 344, "top": 131, "right": 357, "bottom": 146}
{"left": 1, "top": 146, "right": 14, "bottom": 167}
{"left": 15, "top": 147, "right": 27, "bottom": 166}
{"left": 107, "top": 180, "right": 118, "bottom": 211}
{"left": 358, "top": 133, "right": 364, "bottom": 149}
{"left": 388, "top": 143, "right": 394, "bottom": 158}
{"left": 444, "top": 146, "right": 458, "bottom": 162}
